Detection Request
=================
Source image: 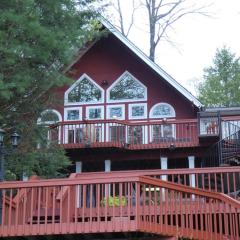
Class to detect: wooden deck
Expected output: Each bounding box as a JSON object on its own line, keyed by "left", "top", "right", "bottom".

{"left": 50, "top": 119, "right": 201, "bottom": 150}
{"left": 1, "top": 167, "right": 240, "bottom": 239}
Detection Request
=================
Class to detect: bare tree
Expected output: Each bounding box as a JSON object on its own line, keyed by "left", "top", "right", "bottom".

{"left": 107, "top": 0, "right": 210, "bottom": 62}
{"left": 144, "top": 0, "right": 210, "bottom": 61}
{"left": 108, "top": 0, "right": 139, "bottom": 37}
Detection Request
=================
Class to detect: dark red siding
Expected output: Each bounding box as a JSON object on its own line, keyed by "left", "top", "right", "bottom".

{"left": 56, "top": 33, "right": 198, "bottom": 120}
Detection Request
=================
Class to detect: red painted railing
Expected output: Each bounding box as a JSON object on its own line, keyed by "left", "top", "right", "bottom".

{"left": 49, "top": 119, "right": 199, "bottom": 149}
{"left": 73, "top": 166, "right": 240, "bottom": 200}
{"left": 0, "top": 167, "right": 240, "bottom": 239}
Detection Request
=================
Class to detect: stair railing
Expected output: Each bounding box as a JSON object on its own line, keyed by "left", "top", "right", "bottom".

{"left": 202, "top": 121, "right": 240, "bottom": 167}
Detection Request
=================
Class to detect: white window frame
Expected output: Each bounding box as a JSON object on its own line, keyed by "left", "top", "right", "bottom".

{"left": 37, "top": 109, "right": 62, "bottom": 125}
{"left": 86, "top": 106, "right": 104, "bottom": 120}
{"left": 37, "top": 109, "right": 62, "bottom": 145}
{"left": 128, "top": 103, "right": 147, "bottom": 120}
{"left": 64, "top": 73, "right": 104, "bottom": 106}
{"left": 64, "top": 107, "right": 82, "bottom": 121}
{"left": 106, "top": 71, "right": 147, "bottom": 103}
{"left": 149, "top": 103, "right": 176, "bottom": 119}
{"left": 107, "top": 104, "right": 125, "bottom": 120}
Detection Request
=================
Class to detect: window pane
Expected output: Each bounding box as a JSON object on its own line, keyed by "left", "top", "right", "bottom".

{"left": 41, "top": 111, "right": 59, "bottom": 122}
{"left": 67, "top": 110, "right": 79, "bottom": 120}
{"left": 110, "top": 107, "right": 122, "bottom": 118}
{"left": 132, "top": 106, "right": 144, "bottom": 117}
{"left": 129, "top": 126, "right": 142, "bottom": 144}
{"left": 88, "top": 108, "right": 101, "bottom": 119}
{"left": 110, "top": 74, "right": 145, "bottom": 100}
{"left": 153, "top": 105, "right": 171, "bottom": 116}
{"left": 110, "top": 126, "right": 125, "bottom": 142}
{"left": 68, "top": 77, "right": 102, "bottom": 103}
{"left": 162, "top": 124, "right": 173, "bottom": 138}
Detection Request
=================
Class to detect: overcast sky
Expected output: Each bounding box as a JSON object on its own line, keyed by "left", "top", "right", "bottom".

{"left": 108, "top": 0, "right": 240, "bottom": 96}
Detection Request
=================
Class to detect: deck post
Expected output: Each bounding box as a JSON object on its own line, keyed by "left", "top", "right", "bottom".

{"left": 160, "top": 157, "right": 168, "bottom": 181}
{"left": 188, "top": 156, "right": 196, "bottom": 188}
{"left": 76, "top": 161, "right": 82, "bottom": 173}
{"left": 105, "top": 160, "right": 111, "bottom": 172}
{"left": 105, "top": 160, "right": 111, "bottom": 197}
{"left": 160, "top": 157, "right": 168, "bottom": 201}
{"left": 76, "top": 161, "right": 82, "bottom": 208}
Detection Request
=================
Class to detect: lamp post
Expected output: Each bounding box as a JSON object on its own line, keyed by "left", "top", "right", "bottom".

{"left": 0, "top": 128, "right": 20, "bottom": 224}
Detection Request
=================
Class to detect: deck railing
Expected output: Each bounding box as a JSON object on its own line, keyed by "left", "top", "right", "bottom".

{"left": 0, "top": 170, "right": 240, "bottom": 239}
{"left": 73, "top": 166, "right": 240, "bottom": 200}
{"left": 49, "top": 119, "right": 199, "bottom": 149}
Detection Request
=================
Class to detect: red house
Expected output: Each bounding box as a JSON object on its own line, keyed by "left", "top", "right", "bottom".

{"left": 0, "top": 19, "right": 240, "bottom": 240}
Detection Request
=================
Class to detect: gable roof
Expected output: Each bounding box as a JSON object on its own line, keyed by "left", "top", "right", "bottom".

{"left": 100, "top": 18, "right": 203, "bottom": 108}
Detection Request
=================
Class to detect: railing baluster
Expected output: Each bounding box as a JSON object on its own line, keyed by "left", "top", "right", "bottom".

{"left": 235, "top": 206, "right": 239, "bottom": 238}
{"left": 96, "top": 183, "right": 100, "bottom": 232}
{"left": 67, "top": 185, "right": 70, "bottom": 229}
{"left": 82, "top": 184, "right": 86, "bottom": 229}
{"left": 45, "top": 187, "right": 49, "bottom": 232}
{"left": 229, "top": 202, "right": 233, "bottom": 239}
{"left": 89, "top": 184, "right": 92, "bottom": 231}
{"left": 179, "top": 191, "right": 183, "bottom": 236}
{"left": 119, "top": 182, "right": 123, "bottom": 231}
{"left": 59, "top": 186, "right": 63, "bottom": 232}
{"left": 127, "top": 182, "right": 130, "bottom": 231}
{"left": 8, "top": 189, "right": 13, "bottom": 229}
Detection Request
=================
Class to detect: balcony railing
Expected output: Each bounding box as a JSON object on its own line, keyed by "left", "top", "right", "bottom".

{"left": 0, "top": 167, "right": 240, "bottom": 239}
{"left": 49, "top": 119, "right": 199, "bottom": 149}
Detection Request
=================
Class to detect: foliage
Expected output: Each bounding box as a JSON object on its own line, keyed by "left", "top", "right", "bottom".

{"left": 101, "top": 196, "right": 127, "bottom": 207}
{"left": 0, "top": 0, "right": 101, "bottom": 179}
{"left": 109, "top": 73, "right": 145, "bottom": 100}
{"left": 198, "top": 46, "right": 240, "bottom": 107}
{"left": 68, "top": 77, "right": 102, "bottom": 103}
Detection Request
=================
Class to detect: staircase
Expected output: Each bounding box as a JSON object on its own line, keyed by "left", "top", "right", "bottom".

{"left": 0, "top": 168, "right": 240, "bottom": 239}
{"left": 203, "top": 121, "right": 240, "bottom": 167}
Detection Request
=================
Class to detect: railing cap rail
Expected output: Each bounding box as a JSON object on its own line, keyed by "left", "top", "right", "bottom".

{"left": 1, "top": 166, "right": 240, "bottom": 189}
{"left": 53, "top": 118, "right": 198, "bottom": 127}
{"left": 0, "top": 175, "right": 141, "bottom": 189}
{"left": 73, "top": 166, "right": 240, "bottom": 179}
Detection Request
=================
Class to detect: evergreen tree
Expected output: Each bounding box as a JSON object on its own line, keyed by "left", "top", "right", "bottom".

{"left": 0, "top": 0, "right": 101, "bottom": 179}
{"left": 198, "top": 46, "right": 240, "bottom": 107}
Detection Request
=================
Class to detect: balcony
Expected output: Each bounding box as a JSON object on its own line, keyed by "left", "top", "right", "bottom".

{"left": 49, "top": 119, "right": 200, "bottom": 150}
{"left": 0, "top": 167, "right": 240, "bottom": 239}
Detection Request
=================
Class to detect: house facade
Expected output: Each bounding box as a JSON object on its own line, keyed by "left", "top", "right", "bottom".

{"left": 0, "top": 19, "right": 240, "bottom": 239}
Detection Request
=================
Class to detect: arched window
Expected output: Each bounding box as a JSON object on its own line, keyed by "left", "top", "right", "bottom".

{"left": 37, "top": 109, "right": 62, "bottom": 125}
{"left": 107, "top": 71, "right": 147, "bottom": 102}
{"left": 65, "top": 74, "right": 104, "bottom": 105}
{"left": 150, "top": 103, "right": 175, "bottom": 118}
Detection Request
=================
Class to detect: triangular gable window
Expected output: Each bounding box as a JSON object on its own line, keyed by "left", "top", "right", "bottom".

{"left": 108, "top": 72, "right": 147, "bottom": 102}
{"left": 66, "top": 74, "right": 103, "bottom": 104}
